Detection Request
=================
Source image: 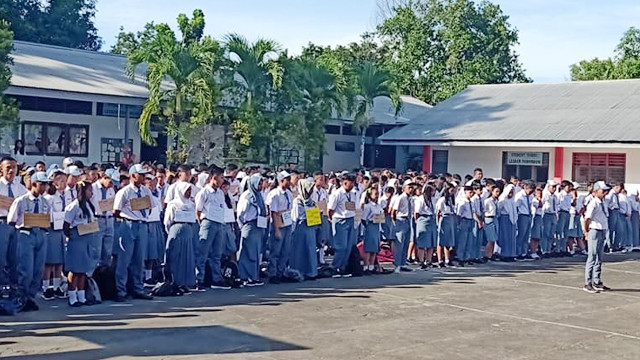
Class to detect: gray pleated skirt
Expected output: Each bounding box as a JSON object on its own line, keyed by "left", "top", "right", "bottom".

{"left": 46, "top": 229, "right": 65, "bottom": 264}
{"left": 65, "top": 229, "right": 95, "bottom": 273}
{"left": 165, "top": 223, "right": 195, "bottom": 287}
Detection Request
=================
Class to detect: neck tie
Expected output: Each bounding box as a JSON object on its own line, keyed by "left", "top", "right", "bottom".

{"left": 526, "top": 195, "right": 530, "bottom": 215}
{"left": 468, "top": 200, "right": 473, "bottom": 219}
{"left": 284, "top": 191, "right": 290, "bottom": 210}
{"left": 480, "top": 198, "right": 484, "bottom": 213}
{"left": 33, "top": 198, "right": 39, "bottom": 213}
{"left": 601, "top": 202, "right": 606, "bottom": 217}
{"left": 137, "top": 188, "right": 147, "bottom": 217}
{"left": 552, "top": 196, "right": 556, "bottom": 213}
{"left": 60, "top": 193, "right": 65, "bottom": 209}
{"left": 615, "top": 193, "right": 620, "bottom": 208}
{"left": 100, "top": 187, "right": 107, "bottom": 214}
{"left": 7, "top": 182, "right": 13, "bottom": 198}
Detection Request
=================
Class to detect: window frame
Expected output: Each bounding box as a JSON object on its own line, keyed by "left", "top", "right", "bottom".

{"left": 21, "top": 121, "right": 90, "bottom": 157}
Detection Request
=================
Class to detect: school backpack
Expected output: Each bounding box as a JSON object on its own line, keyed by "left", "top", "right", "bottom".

{"left": 316, "top": 263, "right": 334, "bottom": 278}
{"left": 345, "top": 245, "right": 364, "bottom": 277}
{"left": 92, "top": 265, "right": 117, "bottom": 301}
{"left": 221, "top": 259, "right": 244, "bottom": 288}
{"left": 150, "top": 281, "right": 184, "bottom": 297}
{"left": 0, "top": 285, "right": 26, "bottom": 315}
{"left": 85, "top": 277, "right": 102, "bottom": 305}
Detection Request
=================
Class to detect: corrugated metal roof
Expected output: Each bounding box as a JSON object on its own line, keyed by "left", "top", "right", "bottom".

{"left": 333, "top": 95, "right": 433, "bottom": 125}
{"left": 10, "top": 41, "right": 150, "bottom": 98}
{"left": 379, "top": 80, "right": 640, "bottom": 144}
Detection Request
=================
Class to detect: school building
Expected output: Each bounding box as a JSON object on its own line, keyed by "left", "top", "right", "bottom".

{"left": 379, "top": 80, "right": 640, "bottom": 188}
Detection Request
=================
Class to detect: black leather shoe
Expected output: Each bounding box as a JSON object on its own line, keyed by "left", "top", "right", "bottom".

{"left": 114, "top": 295, "right": 127, "bottom": 302}
{"left": 132, "top": 292, "right": 153, "bottom": 300}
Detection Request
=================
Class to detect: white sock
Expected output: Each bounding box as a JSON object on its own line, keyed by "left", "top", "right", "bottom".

{"left": 42, "top": 279, "right": 50, "bottom": 290}
{"left": 52, "top": 277, "right": 61, "bottom": 289}
{"left": 144, "top": 269, "right": 152, "bottom": 280}
{"left": 318, "top": 249, "right": 325, "bottom": 264}
{"left": 368, "top": 265, "right": 374, "bottom": 271}
{"left": 68, "top": 290, "right": 78, "bottom": 304}
{"left": 77, "top": 290, "right": 86, "bottom": 303}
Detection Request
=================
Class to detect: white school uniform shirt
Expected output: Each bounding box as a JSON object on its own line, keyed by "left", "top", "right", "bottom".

{"left": 414, "top": 196, "right": 435, "bottom": 216}
{"left": 156, "top": 182, "right": 169, "bottom": 200}
{"left": 8, "top": 192, "right": 52, "bottom": 228}
{"left": 584, "top": 197, "right": 608, "bottom": 231}
{"left": 379, "top": 196, "right": 392, "bottom": 213}
{"left": 618, "top": 194, "right": 631, "bottom": 216}
{"left": 531, "top": 197, "right": 543, "bottom": 216}
{"left": 556, "top": 190, "right": 572, "bottom": 212}
{"left": 113, "top": 184, "right": 155, "bottom": 221}
{"left": 45, "top": 190, "right": 67, "bottom": 214}
{"left": 236, "top": 190, "right": 259, "bottom": 225}
{"left": 455, "top": 197, "right": 474, "bottom": 220}
{"left": 269, "top": 187, "right": 293, "bottom": 213}
{"left": 514, "top": 190, "right": 532, "bottom": 216}
{"left": 483, "top": 197, "right": 498, "bottom": 217}
{"left": 147, "top": 188, "right": 162, "bottom": 222}
{"left": 392, "top": 193, "right": 411, "bottom": 219}
{"left": 164, "top": 180, "right": 198, "bottom": 204}
{"left": 64, "top": 186, "right": 78, "bottom": 206}
{"left": 572, "top": 194, "right": 585, "bottom": 215}
{"left": 195, "top": 185, "right": 226, "bottom": 223}
{"left": 362, "top": 201, "right": 384, "bottom": 222}
{"left": 64, "top": 200, "right": 96, "bottom": 227}
{"left": 604, "top": 191, "right": 621, "bottom": 211}
{"left": 472, "top": 194, "right": 483, "bottom": 217}
{"left": 541, "top": 192, "right": 558, "bottom": 214}
{"left": 435, "top": 197, "right": 454, "bottom": 216}
{"left": 0, "top": 177, "right": 27, "bottom": 217}
{"left": 628, "top": 194, "right": 640, "bottom": 213}
{"left": 310, "top": 187, "right": 328, "bottom": 203}
{"left": 327, "top": 187, "right": 356, "bottom": 219}
{"left": 90, "top": 181, "right": 116, "bottom": 216}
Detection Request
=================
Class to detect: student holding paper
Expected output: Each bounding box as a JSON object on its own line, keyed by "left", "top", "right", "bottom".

{"left": 237, "top": 174, "right": 267, "bottom": 286}
{"left": 267, "top": 171, "right": 294, "bottom": 283}
{"left": 144, "top": 174, "right": 164, "bottom": 285}
{"left": 290, "top": 179, "right": 319, "bottom": 280}
{"left": 362, "top": 187, "right": 384, "bottom": 274}
{"left": 0, "top": 156, "right": 27, "bottom": 286}
{"left": 63, "top": 181, "right": 100, "bottom": 307}
{"left": 90, "top": 168, "right": 118, "bottom": 267}
{"left": 41, "top": 168, "right": 68, "bottom": 301}
{"left": 163, "top": 182, "right": 197, "bottom": 290}
{"left": 8, "top": 171, "right": 51, "bottom": 311}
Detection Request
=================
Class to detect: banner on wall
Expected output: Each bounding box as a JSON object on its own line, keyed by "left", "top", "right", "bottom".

{"left": 506, "top": 152, "right": 544, "bottom": 166}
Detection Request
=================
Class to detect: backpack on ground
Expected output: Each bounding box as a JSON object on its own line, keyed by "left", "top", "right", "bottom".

{"left": 150, "top": 281, "right": 184, "bottom": 297}
{"left": 92, "top": 265, "right": 117, "bottom": 301}
{"left": 0, "top": 285, "right": 26, "bottom": 315}
{"left": 345, "top": 244, "right": 364, "bottom": 277}
{"left": 85, "top": 277, "right": 102, "bottom": 305}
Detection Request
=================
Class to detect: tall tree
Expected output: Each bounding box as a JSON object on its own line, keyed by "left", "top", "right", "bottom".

{"left": 125, "top": 10, "right": 223, "bottom": 162}
{"left": 571, "top": 27, "right": 640, "bottom": 81}
{"left": 377, "top": 0, "right": 530, "bottom": 104}
{"left": 0, "top": 0, "right": 101, "bottom": 50}
{"left": 0, "top": 20, "right": 19, "bottom": 141}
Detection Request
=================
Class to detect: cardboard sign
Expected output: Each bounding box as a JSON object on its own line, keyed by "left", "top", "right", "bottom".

{"left": 77, "top": 221, "right": 99, "bottom": 236}
{"left": 0, "top": 195, "right": 14, "bottom": 210}
{"left": 98, "top": 197, "right": 115, "bottom": 213}
{"left": 345, "top": 201, "right": 356, "bottom": 211}
{"left": 130, "top": 196, "right": 151, "bottom": 211}
{"left": 317, "top": 200, "right": 328, "bottom": 216}
{"left": 175, "top": 210, "right": 196, "bottom": 223}
{"left": 257, "top": 216, "right": 267, "bottom": 229}
{"left": 373, "top": 213, "right": 386, "bottom": 224}
{"left": 52, "top": 211, "right": 65, "bottom": 230}
{"left": 224, "top": 208, "right": 235, "bottom": 223}
{"left": 282, "top": 210, "right": 292, "bottom": 227}
{"left": 354, "top": 209, "right": 363, "bottom": 223}
{"left": 24, "top": 213, "right": 50, "bottom": 228}
{"left": 305, "top": 207, "right": 322, "bottom": 227}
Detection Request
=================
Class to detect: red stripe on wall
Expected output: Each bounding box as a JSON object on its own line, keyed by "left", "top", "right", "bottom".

{"left": 423, "top": 146, "right": 431, "bottom": 172}
{"left": 554, "top": 147, "right": 564, "bottom": 182}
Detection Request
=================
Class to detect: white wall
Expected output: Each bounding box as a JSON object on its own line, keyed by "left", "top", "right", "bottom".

{"left": 322, "top": 133, "right": 361, "bottom": 172}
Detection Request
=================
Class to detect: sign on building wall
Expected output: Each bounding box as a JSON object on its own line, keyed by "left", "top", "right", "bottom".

{"left": 506, "top": 152, "right": 544, "bottom": 166}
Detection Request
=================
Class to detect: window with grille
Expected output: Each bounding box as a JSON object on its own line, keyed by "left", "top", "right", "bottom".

{"left": 572, "top": 153, "right": 625, "bottom": 185}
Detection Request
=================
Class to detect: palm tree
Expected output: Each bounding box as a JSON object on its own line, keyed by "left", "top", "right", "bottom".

{"left": 352, "top": 61, "right": 399, "bottom": 168}
{"left": 125, "top": 10, "right": 222, "bottom": 151}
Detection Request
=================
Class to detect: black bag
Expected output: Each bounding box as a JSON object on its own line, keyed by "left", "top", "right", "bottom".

{"left": 85, "top": 277, "right": 102, "bottom": 305}
{"left": 150, "top": 282, "right": 184, "bottom": 297}
{"left": 0, "top": 285, "right": 26, "bottom": 315}
{"left": 221, "top": 260, "right": 244, "bottom": 288}
{"left": 317, "top": 263, "right": 335, "bottom": 278}
{"left": 345, "top": 245, "right": 364, "bottom": 277}
{"left": 92, "top": 265, "right": 117, "bottom": 301}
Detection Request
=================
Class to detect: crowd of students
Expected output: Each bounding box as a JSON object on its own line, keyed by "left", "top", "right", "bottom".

{"left": 0, "top": 158, "right": 629, "bottom": 312}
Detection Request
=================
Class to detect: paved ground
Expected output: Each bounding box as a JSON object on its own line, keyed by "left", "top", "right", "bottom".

{"left": 2, "top": 253, "right": 640, "bottom": 360}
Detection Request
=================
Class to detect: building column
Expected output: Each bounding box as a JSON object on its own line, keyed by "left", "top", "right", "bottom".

{"left": 422, "top": 145, "right": 431, "bottom": 173}
{"left": 554, "top": 147, "right": 564, "bottom": 182}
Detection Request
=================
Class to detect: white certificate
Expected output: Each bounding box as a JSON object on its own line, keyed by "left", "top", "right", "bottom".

{"left": 282, "top": 210, "right": 292, "bottom": 227}
{"left": 175, "top": 210, "right": 196, "bottom": 223}
{"left": 53, "top": 211, "right": 65, "bottom": 231}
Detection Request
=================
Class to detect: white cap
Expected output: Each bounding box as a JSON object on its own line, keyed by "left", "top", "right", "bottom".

{"left": 547, "top": 180, "right": 559, "bottom": 186}
{"left": 65, "top": 165, "right": 82, "bottom": 177}
{"left": 403, "top": 180, "right": 415, "bottom": 187}
{"left": 128, "top": 164, "right": 150, "bottom": 176}
{"left": 572, "top": 181, "right": 581, "bottom": 189}
{"left": 236, "top": 171, "right": 247, "bottom": 179}
{"left": 277, "top": 171, "right": 291, "bottom": 182}
{"left": 62, "top": 157, "right": 74, "bottom": 168}
{"left": 31, "top": 171, "right": 51, "bottom": 183}
{"left": 593, "top": 181, "right": 611, "bottom": 191}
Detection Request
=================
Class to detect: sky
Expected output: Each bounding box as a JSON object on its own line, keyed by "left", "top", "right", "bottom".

{"left": 94, "top": 0, "right": 640, "bottom": 84}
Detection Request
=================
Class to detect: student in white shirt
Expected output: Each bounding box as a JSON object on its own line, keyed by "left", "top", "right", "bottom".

{"left": 41, "top": 169, "right": 68, "bottom": 301}
{"left": 164, "top": 182, "right": 197, "bottom": 290}
{"left": 380, "top": 186, "right": 396, "bottom": 242}
{"left": 483, "top": 186, "right": 501, "bottom": 260}
{"left": 583, "top": 181, "right": 611, "bottom": 293}
{"left": 497, "top": 184, "right": 517, "bottom": 261}
{"left": 556, "top": 180, "right": 574, "bottom": 255}
{"left": 414, "top": 184, "right": 437, "bottom": 269}
{"left": 628, "top": 190, "right": 640, "bottom": 249}
{"left": 470, "top": 183, "right": 485, "bottom": 262}
{"left": 604, "top": 183, "right": 624, "bottom": 252}
{"left": 237, "top": 174, "right": 267, "bottom": 286}
{"left": 455, "top": 185, "right": 475, "bottom": 266}
{"left": 567, "top": 185, "right": 585, "bottom": 254}
{"left": 267, "top": 171, "right": 294, "bottom": 283}
{"left": 541, "top": 181, "right": 559, "bottom": 255}
{"left": 290, "top": 179, "right": 319, "bottom": 280}
{"left": 391, "top": 180, "right": 415, "bottom": 272}
{"left": 113, "top": 164, "right": 155, "bottom": 302}
{"left": 529, "top": 187, "right": 544, "bottom": 259}
{"left": 143, "top": 174, "right": 164, "bottom": 285}
{"left": 311, "top": 171, "right": 331, "bottom": 258}
{"left": 327, "top": 173, "right": 357, "bottom": 275}
{"left": 514, "top": 181, "right": 535, "bottom": 258}
{"left": 63, "top": 181, "right": 99, "bottom": 307}
{"left": 0, "top": 156, "right": 27, "bottom": 285}
{"left": 64, "top": 165, "right": 83, "bottom": 205}
{"left": 90, "top": 168, "right": 119, "bottom": 268}
{"left": 362, "top": 187, "right": 384, "bottom": 273}
{"left": 436, "top": 183, "right": 456, "bottom": 267}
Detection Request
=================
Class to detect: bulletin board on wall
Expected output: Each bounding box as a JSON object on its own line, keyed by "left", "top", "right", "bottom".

{"left": 101, "top": 138, "right": 133, "bottom": 163}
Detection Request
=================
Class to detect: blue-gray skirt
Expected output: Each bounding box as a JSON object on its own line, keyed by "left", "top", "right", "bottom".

{"left": 46, "top": 229, "right": 65, "bottom": 264}
{"left": 65, "top": 228, "right": 96, "bottom": 273}
{"left": 438, "top": 215, "right": 456, "bottom": 247}
{"left": 363, "top": 221, "right": 380, "bottom": 253}
{"left": 165, "top": 222, "right": 195, "bottom": 287}
{"left": 567, "top": 214, "right": 583, "bottom": 238}
{"left": 530, "top": 215, "right": 543, "bottom": 239}
{"left": 146, "top": 221, "right": 165, "bottom": 261}
{"left": 484, "top": 217, "right": 498, "bottom": 242}
{"left": 416, "top": 215, "right": 437, "bottom": 248}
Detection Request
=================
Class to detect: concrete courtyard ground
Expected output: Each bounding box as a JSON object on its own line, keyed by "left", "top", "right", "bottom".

{"left": 2, "top": 253, "right": 640, "bottom": 360}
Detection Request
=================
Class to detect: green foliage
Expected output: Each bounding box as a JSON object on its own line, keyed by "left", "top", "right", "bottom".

{"left": 0, "top": 0, "right": 101, "bottom": 50}
{"left": 0, "top": 20, "right": 19, "bottom": 137}
{"left": 377, "top": 0, "right": 530, "bottom": 104}
{"left": 571, "top": 27, "right": 640, "bottom": 81}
